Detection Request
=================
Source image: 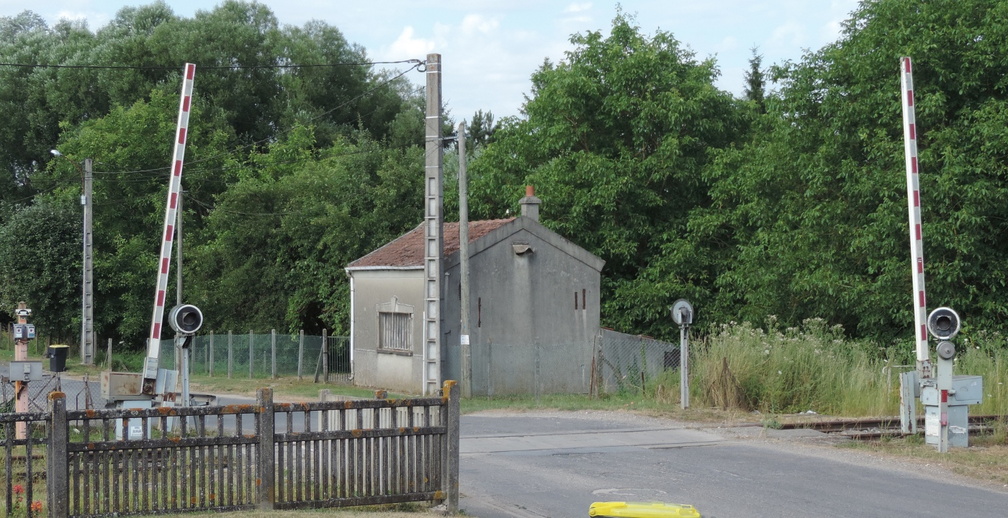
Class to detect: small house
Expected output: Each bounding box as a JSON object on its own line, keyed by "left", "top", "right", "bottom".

{"left": 345, "top": 187, "right": 605, "bottom": 395}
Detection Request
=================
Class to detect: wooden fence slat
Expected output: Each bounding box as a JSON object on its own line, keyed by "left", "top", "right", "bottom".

{"left": 8, "top": 383, "right": 457, "bottom": 517}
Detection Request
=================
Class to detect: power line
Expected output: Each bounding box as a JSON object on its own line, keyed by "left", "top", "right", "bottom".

{"left": 0, "top": 59, "right": 423, "bottom": 71}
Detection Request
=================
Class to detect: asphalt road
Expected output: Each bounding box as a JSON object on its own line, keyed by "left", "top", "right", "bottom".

{"left": 26, "top": 377, "right": 1008, "bottom": 517}
{"left": 458, "top": 410, "right": 1008, "bottom": 517}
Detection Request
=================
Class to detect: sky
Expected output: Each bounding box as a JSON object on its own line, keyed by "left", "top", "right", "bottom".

{"left": 14, "top": 0, "right": 863, "bottom": 121}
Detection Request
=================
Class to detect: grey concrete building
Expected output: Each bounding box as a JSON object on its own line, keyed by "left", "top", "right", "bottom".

{"left": 345, "top": 189, "right": 605, "bottom": 395}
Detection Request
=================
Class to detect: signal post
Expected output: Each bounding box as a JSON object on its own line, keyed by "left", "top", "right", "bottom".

{"left": 12, "top": 302, "right": 36, "bottom": 438}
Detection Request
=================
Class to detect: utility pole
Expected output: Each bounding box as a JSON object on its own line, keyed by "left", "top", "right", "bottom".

{"left": 422, "top": 53, "right": 443, "bottom": 396}
{"left": 458, "top": 121, "right": 472, "bottom": 398}
{"left": 82, "top": 158, "right": 95, "bottom": 365}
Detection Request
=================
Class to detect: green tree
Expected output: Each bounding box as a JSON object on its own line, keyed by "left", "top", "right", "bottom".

{"left": 2, "top": 2, "right": 430, "bottom": 346}
{"left": 469, "top": 12, "right": 746, "bottom": 338}
{"left": 39, "top": 84, "right": 235, "bottom": 346}
{"left": 189, "top": 127, "right": 423, "bottom": 335}
{"left": 706, "top": 0, "right": 1008, "bottom": 340}
{"left": 743, "top": 47, "right": 766, "bottom": 112}
{"left": 0, "top": 199, "right": 81, "bottom": 341}
{"left": 467, "top": 109, "right": 500, "bottom": 149}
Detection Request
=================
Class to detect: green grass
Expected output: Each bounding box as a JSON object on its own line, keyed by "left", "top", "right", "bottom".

{"left": 690, "top": 318, "right": 896, "bottom": 415}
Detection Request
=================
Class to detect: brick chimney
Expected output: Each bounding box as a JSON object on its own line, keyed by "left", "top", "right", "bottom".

{"left": 519, "top": 185, "right": 541, "bottom": 221}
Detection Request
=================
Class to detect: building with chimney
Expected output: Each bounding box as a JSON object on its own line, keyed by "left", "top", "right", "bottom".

{"left": 345, "top": 187, "right": 605, "bottom": 395}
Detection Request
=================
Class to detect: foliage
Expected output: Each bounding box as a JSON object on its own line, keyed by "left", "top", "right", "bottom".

{"left": 6, "top": 0, "right": 1008, "bottom": 355}
{"left": 468, "top": 11, "right": 747, "bottom": 339}
{"left": 0, "top": 3, "right": 427, "bottom": 347}
{"left": 189, "top": 128, "right": 423, "bottom": 335}
{"left": 0, "top": 2, "right": 409, "bottom": 175}
{"left": 0, "top": 198, "right": 81, "bottom": 341}
{"left": 466, "top": 109, "right": 500, "bottom": 149}
{"left": 743, "top": 47, "right": 766, "bottom": 112}
{"left": 696, "top": 0, "right": 1008, "bottom": 340}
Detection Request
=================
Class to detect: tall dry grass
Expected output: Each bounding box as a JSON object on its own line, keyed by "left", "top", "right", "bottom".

{"left": 690, "top": 318, "right": 1008, "bottom": 418}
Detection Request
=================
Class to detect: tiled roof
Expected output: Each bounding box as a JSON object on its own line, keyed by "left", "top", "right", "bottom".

{"left": 347, "top": 218, "right": 515, "bottom": 269}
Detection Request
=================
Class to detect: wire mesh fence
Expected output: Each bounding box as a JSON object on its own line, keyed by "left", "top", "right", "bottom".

{"left": 460, "top": 330, "right": 681, "bottom": 398}
{"left": 160, "top": 330, "right": 351, "bottom": 382}
{"left": 595, "top": 329, "right": 680, "bottom": 396}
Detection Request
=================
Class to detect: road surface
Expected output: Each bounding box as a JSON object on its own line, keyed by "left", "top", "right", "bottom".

{"left": 458, "top": 410, "right": 1008, "bottom": 517}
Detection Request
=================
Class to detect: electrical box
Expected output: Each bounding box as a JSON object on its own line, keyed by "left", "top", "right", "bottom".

{"left": 101, "top": 371, "right": 144, "bottom": 401}
{"left": 8, "top": 361, "right": 43, "bottom": 382}
{"left": 951, "top": 375, "right": 983, "bottom": 405}
{"left": 25, "top": 324, "right": 35, "bottom": 339}
{"left": 12, "top": 324, "right": 25, "bottom": 340}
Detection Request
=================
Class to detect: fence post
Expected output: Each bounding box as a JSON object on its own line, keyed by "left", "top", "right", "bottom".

{"left": 227, "top": 330, "right": 233, "bottom": 379}
{"left": 48, "top": 391, "right": 69, "bottom": 518}
{"left": 322, "top": 328, "right": 329, "bottom": 383}
{"left": 257, "top": 388, "right": 275, "bottom": 510}
{"left": 443, "top": 380, "right": 460, "bottom": 513}
{"left": 297, "top": 330, "right": 304, "bottom": 381}
{"left": 249, "top": 330, "right": 254, "bottom": 379}
{"left": 271, "top": 329, "right": 277, "bottom": 379}
{"left": 209, "top": 331, "right": 215, "bottom": 376}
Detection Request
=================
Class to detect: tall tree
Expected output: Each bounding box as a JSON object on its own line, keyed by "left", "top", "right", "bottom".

{"left": 0, "top": 199, "right": 81, "bottom": 341}
{"left": 706, "top": 0, "right": 1008, "bottom": 340}
{"left": 743, "top": 47, "right": 766, "bottom": 112}
{"left": 189, "top": 127, "right": 423, "bottom": 335}
{"left": 469, "top": 12, "right": 746, "bottom": 338}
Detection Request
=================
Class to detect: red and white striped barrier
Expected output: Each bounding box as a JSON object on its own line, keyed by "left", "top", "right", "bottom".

{"left": 143, "top": 63, "right": 196, "bottom": 387}
{"left": 900, "top": 56, "right": 930, "bottom": 372}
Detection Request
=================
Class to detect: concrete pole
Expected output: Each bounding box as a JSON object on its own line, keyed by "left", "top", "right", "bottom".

{"left": 422, "top": 53, "right": 444, "bottom": 395}
{"left": 458, "top": 121, "right": 472, "bottom": 398}
{"left": 82, "top": 158, "right": 94, "bottom": 365}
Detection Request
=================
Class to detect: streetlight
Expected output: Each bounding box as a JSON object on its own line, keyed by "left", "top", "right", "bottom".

{"left": 51, "top": 149, "right": 95, "bottom": 365}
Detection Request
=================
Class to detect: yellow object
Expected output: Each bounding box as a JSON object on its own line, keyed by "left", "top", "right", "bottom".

{"left": 588, "top": 501, "right": 701, "bottom": 518}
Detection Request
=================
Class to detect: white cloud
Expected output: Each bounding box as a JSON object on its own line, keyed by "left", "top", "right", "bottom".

{"left": 388, "top": 26, "right": 437, "bottom": 59}
{"left": 460, "top": 14, "right": 500, "bottom": 36}
{"left": 769, "top": 21, "right": 807, "bottom": 48}
{"left": 565, "top": 2, "right": 592, "bottom": 14}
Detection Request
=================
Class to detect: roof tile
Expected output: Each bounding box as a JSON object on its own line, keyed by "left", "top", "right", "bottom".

{"left": 347, "top": 218, "right": 515, "bottom": 268}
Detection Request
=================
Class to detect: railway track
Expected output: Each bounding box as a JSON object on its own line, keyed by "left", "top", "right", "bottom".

{"left": 781, "top": 414, "right": 1007, "bottom": 440}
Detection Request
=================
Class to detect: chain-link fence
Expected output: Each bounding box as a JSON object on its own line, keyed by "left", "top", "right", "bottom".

{"left": 460, "top": 330, "right": 681, "bottom": 398}
{"left": 595, "top": 329, "right": 680, "bottom": 396}
{"left": 160, "top": 330, "right": 350, "bottom": 382}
